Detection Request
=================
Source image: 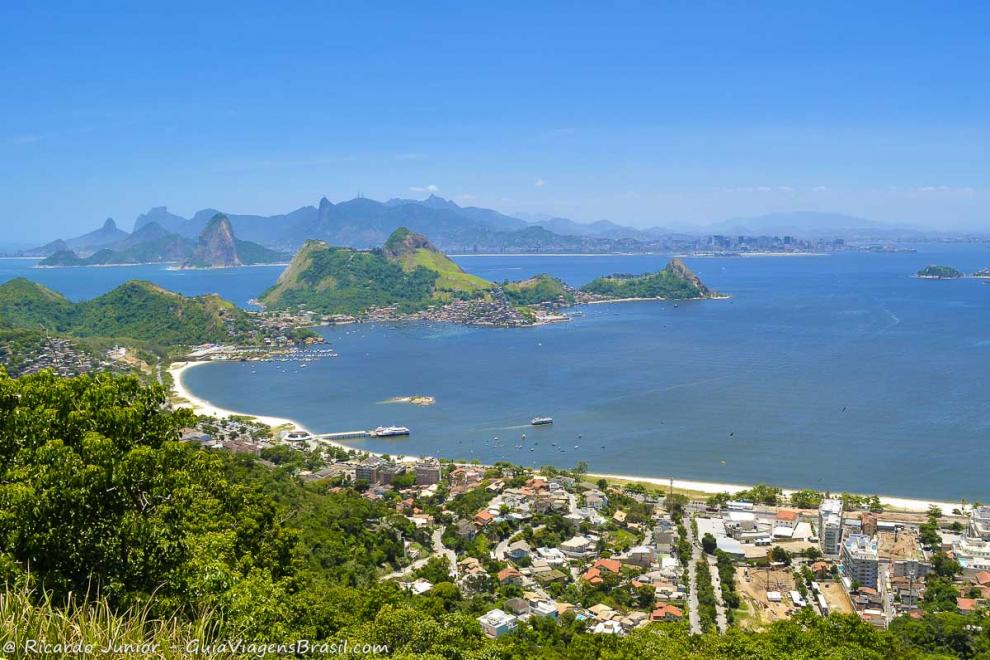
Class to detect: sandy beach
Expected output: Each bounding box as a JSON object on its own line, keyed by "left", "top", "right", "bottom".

{"left": 586, "top": 472, "right": 963, "bottom": 514}
{"left": 168, "top": 361, "right": 308, "bottom": 431}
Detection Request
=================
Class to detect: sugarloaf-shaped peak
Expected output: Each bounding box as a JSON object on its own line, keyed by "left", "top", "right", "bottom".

{"left": 382, "top": 227, "right": 438, "bottom": 259}
{"left": 103, "top": 218, "right": 117, "bottom": 230}
{"left": 184, "top": 213, "right": 241, "bottom": 268}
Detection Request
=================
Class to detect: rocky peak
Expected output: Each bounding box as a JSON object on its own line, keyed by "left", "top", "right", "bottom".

{"left": 382, "top": 227, "right": 438, "bottom": 259}
{"left": 103, "top": 218, "right": 117, "bottom": 230}
{"left": 185, "top": 214, "right": 242, "bottom": 268}
{"left": 664, "top": 258, "right": 710, "bottom": 295}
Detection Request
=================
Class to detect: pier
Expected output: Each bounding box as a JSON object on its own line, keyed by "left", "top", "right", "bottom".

{"left": 318, "top": 430, "right": 372, "bottom": 441}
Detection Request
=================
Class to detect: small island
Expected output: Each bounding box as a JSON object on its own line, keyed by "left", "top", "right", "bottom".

{"left": 915, "top": 265, "right": 963, "bottom": 280}
{"left": 579, "top": 258, "right": 722, "bottom": 301}
{"left": 384, "top": 395, "right": 436, "bottom": 406}
{"left": 973, "top": 268, "right": 990, "bottom": 278}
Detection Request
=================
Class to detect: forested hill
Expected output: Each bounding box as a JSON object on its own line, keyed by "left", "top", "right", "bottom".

{"left": 0, "top": 278, "right": 254, "bottom": 345}
{"left": 580, "top": 259, "right": 716, "bottom": 300}
{"left": 0, "top": 370, "right": 980, "bottom": 657}
{"left": 260, "top": 227, "right": 492, "bottom": 315}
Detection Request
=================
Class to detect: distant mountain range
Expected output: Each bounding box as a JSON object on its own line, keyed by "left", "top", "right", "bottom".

{"left": 20, "top": 196, "right": 936, "bottom": 259}
{"left": 34, "top": 215, "right": 287, "bottom": 268}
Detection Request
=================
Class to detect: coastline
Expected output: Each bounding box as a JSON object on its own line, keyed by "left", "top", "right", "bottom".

{"left": 168, "top": 361, "right": 308, "bottom": 431}
{"left": 169, "top": 360, "right": 960, "bottom": 513}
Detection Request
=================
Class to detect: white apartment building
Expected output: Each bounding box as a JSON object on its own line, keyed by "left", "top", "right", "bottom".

{"left": 819, "top": 498, "right": 843, "bottom": 555}
{"left": 841, "top": 533, "right": 880, "bottom": 589}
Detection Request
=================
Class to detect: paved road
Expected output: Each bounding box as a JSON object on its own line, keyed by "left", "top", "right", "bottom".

{"left": 684, "top": 517, "right": 702, "bottom": 635}
{"left": 707, "top": 554, "right": 729, "bottom": 633}
{"left": 381, "top": 526, "right": 456, "bottom": 581}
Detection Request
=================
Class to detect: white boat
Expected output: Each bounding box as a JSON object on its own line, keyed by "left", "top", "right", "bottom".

{"left": 531, "top": 416, "right": 553, "bottom": 426}
{"left": 371, "top": 425, "right": 411, "bottom": 437}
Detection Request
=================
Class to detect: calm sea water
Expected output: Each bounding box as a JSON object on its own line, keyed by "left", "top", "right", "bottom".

{"left": 3, "top": 246, "right": 989, "bottom": 501}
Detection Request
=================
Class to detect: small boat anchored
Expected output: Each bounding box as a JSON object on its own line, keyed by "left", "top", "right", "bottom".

{"left": 371, "top": 425, "right": 411, "bottom": 437}
{"left": 530, "top": 416, "right": 554, "bottom": 426}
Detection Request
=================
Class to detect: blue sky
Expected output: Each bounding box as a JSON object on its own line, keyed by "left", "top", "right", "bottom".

{"left": 1, "top": 1, "right": 988, "bottom": 242}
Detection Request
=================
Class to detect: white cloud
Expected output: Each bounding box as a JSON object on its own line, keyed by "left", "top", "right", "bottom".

{"left": 812, "top": 185, "right": 829, "bottom": 192}
{"left": 455, "top": 193, "right": 477, "bottom": 201}
{"left": 534, "top": 178, "right": 546, "bottom": 188}
{"left": 409, "top": 184, "right": 440, "bottom": 193}
{"left": 914, "top": 185, "right": 975, "bottom": 195}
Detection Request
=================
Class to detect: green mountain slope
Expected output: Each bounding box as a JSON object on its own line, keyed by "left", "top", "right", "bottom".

{"left": 0, "top": 278, "right": 254, "bottom": 346}
{"left": 503, "top": 273, "right": 575, "bottom": 305}
{"left": 0, "top": 278, "right": 75, "bottom": 328}
{"left": 261, "top": 228, "right": 492, "bottom": 314}
{"left": 581, "top": 258, "right": 715, "bottom": 300}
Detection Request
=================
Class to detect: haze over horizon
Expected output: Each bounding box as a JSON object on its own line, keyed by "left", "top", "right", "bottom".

{"left": 2, "top": 1, "right": 988, "bottom": 243}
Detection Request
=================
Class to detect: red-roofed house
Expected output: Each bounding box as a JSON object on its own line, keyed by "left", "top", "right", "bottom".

{"left": 593, "top": 558, "right": 622, "bottom": 574}
{"left": 581, "top": 567, "right": 603, "bottom": 586}
{"left": 525, "top": 478, "right": 548, "bottom": 491}
{"left": 775, "top": 509, "right": 799, "bottom": 527}
{"left": 974, "top": 571, "right": 990, "bottom": 587}
{"left": 497, "top": 567, "right": 523, "bottom": 586}
{"left": 650, "top": 604, "right": 683, "bottom": 621}
{"left": 474, "top": 510, "right": 494, "bottom": 526}
{"left": 957, "top": 598, "right": 978, "bottom": 614}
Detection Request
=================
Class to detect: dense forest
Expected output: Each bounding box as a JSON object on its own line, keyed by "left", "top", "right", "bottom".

{"left": 0, "top": 278, "right": 255, "bottom": 346}
{"left": 1, "top": 368, "right": 987, "bottom": 657}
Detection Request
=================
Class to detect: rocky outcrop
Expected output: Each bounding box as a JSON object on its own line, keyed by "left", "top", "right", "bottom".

{"left": 184, "top": 214, "right": 242, "bottom": 268}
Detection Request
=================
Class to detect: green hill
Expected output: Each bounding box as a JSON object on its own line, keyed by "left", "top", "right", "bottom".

{"left": 916, "top": 264, "right": 963, "bottom": 279}
{"left": 261, "top": 228, "right": 492, "bottom": 315}
{"left": 581, "top": 258, "right": 715, "bottom": 300}
{"left": 0, "top": 278, "right": 254, "bottom": 346}
{"left": 0, "top": 278, "right": 75, "bottom": 328}
{"left": 503, "top": 273, "right": 575, "bottom": 305}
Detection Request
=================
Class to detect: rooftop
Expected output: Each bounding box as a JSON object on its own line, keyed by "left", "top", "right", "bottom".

{"left": 843, "top": 534, "right": 879, "bottom": 560}
{"left": 820, "top": 498, "right": 843, "bottom": 516}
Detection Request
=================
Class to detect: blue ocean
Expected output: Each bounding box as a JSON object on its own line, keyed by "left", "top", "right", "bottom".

{"left": 3, "top": 245, "right": 988, "bottom": 501}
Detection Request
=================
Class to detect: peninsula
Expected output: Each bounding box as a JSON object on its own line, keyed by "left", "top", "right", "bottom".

{"left": 0, "top": 278, "right": 314, "bottom": 377}
{"left": 260, "top": 228, "right": 720, "bottom": 326}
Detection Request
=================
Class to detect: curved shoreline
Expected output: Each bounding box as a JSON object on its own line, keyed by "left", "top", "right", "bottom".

{"left": 169, "top": 360, "right": 964, "bottom": 513}
{"left": 169, "top": 361, "right": 310, "bottom": 432}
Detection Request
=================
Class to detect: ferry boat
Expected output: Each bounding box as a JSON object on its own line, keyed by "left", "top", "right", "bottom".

{"left": 530, "top": 416, "right": 554, "bottom": 426}
{"left": 372, "top": 425, "right": 411, "bottom": 437}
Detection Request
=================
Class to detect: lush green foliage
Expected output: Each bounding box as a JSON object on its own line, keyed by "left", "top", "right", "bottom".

{"left": 0, "top": 279, "right": 254, "bottom": 346}
{"left": 790, "top": 489, "right": 825, "bottom": 509}
{"left": 581, "top": 259, "right": 712, "bottom": 300}
{"left": 263, "top": 242, "right": 441, "bottom": 314}
{"left": 916, "top": 264, "right": 963, "bottom": 279}
{"left": 503, "top": 274, "right": 574, "bottom": 305}
{"left": 695, "top": 558, "right": 718, "bottom": 632}
{"left": 3, "top": 370, "right": 988, "bottom": 658}
{"left": 263, "top": 229, "right": 496, "bottom": 315}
